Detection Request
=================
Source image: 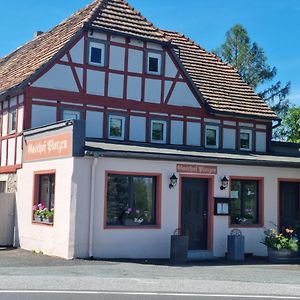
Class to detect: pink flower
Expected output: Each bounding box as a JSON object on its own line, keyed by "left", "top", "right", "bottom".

{"left": 32, "top": 205, "right": 37, "bottom": 211}
{"left": 135, "top": 209, "right": 140, "bottom": 214}
{"left": 37, "top": 203, "right": 45, "bottom": 210}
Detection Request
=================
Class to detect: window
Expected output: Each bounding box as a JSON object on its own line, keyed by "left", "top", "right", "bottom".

{"left": 89, "top": 41, "right": 106, "bottom": 66}
{"left": 151, "top": 120, "right": 167, "bottom": 143}
{"left": 107, "top": 174, "right": 157, "bottom": 226}
{"left": 147, "top": 52, "right": 162, "bottom": 75}
{"left": 33, "top": 172, "right": 55, "bottom": 224}
{"left": 239, "top": 129, "right": 252, "bottom": 151}
{"left": 205, "top": 125, "right": 219, "bottom": 148}
{"left": 62, "top": 109, "right": 81, "bottom": 121}
{"left": 230, "top": 179, "right": 260, "bottom": 225}
{"left": 108, "top": 115, "right": 126, "bottom": 140}
{"left": 9, "top": 109, "right": 16, "bottom": 133}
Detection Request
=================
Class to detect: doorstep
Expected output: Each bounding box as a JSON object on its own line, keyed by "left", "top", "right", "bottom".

{"left": 187, "top": 250, "right": 217, "bottom": 261}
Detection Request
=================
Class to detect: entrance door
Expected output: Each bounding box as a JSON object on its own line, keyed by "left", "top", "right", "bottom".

{"left": 181, "top": 178, "right": 208, "bottom": 250}
{"left": 279, "top": 182, "right": 300, "bottom": 236}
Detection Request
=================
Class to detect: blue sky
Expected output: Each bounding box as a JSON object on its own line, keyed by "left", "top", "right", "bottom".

{"left": 1, "top": 0, "right": 299, "bottom": 105}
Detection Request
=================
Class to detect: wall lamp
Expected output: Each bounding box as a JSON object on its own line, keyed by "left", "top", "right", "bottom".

{"left": 169, "top": 173, "right": 178, "bottom": 189}
{"left": 220, "top": 176, "right": 229, "bottom": 190}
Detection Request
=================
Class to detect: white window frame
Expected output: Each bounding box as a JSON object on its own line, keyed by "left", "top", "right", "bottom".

{"left": 147, "top": 52, "right": 162, "bottom": 75}
{"left": 205, "top": 125, "right": 219, "bottom": 149}
{"left": 150, "top": 120, "right": 167, "bottom": 144}
{"left": 88, "top": 41, "right": 106, "bottom": 67}
{"left": 108, "top": 115, "right": 126, "bottom": 140}
{"left": 239, "top": 129, "right": 253, "bottom": 151}
{"left": 8, "top": 108, "right": 17, "bottom": 133}
{"left": 62, "top": 109, "right": 81, "bottom": 120}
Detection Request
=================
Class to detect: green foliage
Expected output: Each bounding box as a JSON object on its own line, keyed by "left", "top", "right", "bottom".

{"left": 214, "top": 24, "right": 290, "bottom": 117}
{"left": 276, "top": 107, "right": 300, "bottom": 142}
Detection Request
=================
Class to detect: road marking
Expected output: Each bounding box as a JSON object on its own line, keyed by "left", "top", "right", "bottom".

{"left": 0, "top": 290, "right": 299, "bottom": 299}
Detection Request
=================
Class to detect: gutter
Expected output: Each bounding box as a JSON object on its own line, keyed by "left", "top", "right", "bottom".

{"left": 272, "top": 119, "right": 282, "bottom": 129}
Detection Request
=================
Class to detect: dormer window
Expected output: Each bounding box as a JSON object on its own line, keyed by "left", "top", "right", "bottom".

{"left": 89, "top": 41, "right": 106, "bottom": 66}
{"left": 151, "top": 120, "right": 167, "bottom": 143}
{"left": 205, "top": 125, "right": 219, "bottom": 148}
{"left": 147, "top": 52, "right": 161, "bottom": 75}
{"left": 108, "top": 115, "right": 125, "bottom": 140}
{"left": 239, "top": 129, "right": 252, "bottom": 151}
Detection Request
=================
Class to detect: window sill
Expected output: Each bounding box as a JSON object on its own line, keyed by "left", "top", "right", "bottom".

{"left": 32, "top": 220, "right": 54, "bottom": 226}
{"left": 104, "top": 225, "right": 161, "bottom": 230}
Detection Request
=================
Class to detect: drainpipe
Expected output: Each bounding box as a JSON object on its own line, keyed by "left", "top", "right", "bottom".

{"left": 88, "top": 154, "right": 99, "bottom": 258}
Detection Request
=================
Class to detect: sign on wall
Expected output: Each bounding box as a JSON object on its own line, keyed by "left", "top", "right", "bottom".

{"left": 24, "top": 132, "right": 72, "bottom": 162}
{"left": 176, "top": 164, "right": 217, "bottom": 174}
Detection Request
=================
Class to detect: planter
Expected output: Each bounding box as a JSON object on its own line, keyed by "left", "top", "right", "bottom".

{"left": 267, "top": 248, "right": 297, "bottom": 263}
{"left": 122, "top": 219, "right": 141, "bottom": 226}
{"left": 170, "top": 235, "right": 189, "bottom": 263}
{"left": 43, "top": 217, "right": 54, "bottom": 224}
{"left": 34, "top": 216, "right": 42, "bottom": 222}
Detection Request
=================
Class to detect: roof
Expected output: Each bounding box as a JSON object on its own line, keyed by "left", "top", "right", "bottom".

{"left": 85, "top": 141, "right": 300, "bottom": 168}
{"left": 0, "top": 0, "right": 277, "bottom": 120}
{"left": 163, "top": 30, "right": 277, "bottom": 119}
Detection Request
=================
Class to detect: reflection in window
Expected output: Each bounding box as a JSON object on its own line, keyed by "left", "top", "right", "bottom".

{"left": 107, "top": 174, "right": 156, "bottom": 226}
{"left": 230, "top": 179, "right": 259, "bottom": 225}
{"left": 108, "top": 116, "right": 125, "bottom": 140}
{"left": 151, "top": 120, "right": 166, "bottom": 143}
{"left": 205, "top": 125, "right": 219, "bottom": 148}
{"left": 240, "top": 129, "right": 252, "bottom": 151}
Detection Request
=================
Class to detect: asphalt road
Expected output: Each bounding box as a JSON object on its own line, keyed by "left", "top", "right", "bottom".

{"left": 1, "top": 292, "right": 300, "bottom": 300}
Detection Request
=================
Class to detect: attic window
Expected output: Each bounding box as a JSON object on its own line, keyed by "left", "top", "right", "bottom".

{"left": 89, "top": 41, "right": 106, "bottom": 67}
{"left": 147, "top": 52, "right": 161, "bottom": 75}
{"left": 239, "top": 129, "right": 252, "bottom": 151}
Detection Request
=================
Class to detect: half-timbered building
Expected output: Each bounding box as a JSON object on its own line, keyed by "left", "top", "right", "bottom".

{"left": 0, "top": 0, "right": 299, "bottom": 259}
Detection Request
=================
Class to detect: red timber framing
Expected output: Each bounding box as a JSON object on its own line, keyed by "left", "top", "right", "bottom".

{"left": 6, "top": 30, "right": 269, "bottom": 175}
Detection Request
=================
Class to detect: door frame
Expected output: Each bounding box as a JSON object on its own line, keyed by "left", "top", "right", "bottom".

{"left": 277, "top": 178, "right": 300, "bottom": 230}
{"left": 178, "top": 174, "right": 214, "bottom": 251}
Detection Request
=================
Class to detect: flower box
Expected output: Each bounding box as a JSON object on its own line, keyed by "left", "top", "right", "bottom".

{"left": 122, "top": 219, "right": 140, "bottom": 226}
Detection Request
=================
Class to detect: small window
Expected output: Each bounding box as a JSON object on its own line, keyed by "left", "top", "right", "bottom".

{"left": 151, "top": 120, "right": 167, "bottom": 143}
{"left": 230, "top": 179, "right": 260, "bottom": 226}
{"left": 89, "top": 41, "right": 106, "bottom": 66}
{"left": 205, "top": 125, "right": 219, "bottom": 148}
{"left": 62, "top": 109, "right": 81, "bottom": 121}
{"left": 9, "top": 109, "right": 16, "bottom": 133}
{"left": 108, "top": 115, "right": 126, "bottom": 140}
{"left": 33, "top": 172, "right": 55, "bottom": 224}
{"left": 240, "top": 129, "right": 252, "bottom": 151}
{"left": 107, "top": 174, "right": 157, "bottom": 226}
{"left": 147, "top": 52, "right": 161, "bottom": 75}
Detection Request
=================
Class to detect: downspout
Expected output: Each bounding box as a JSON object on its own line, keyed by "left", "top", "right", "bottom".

{"left": 88, "top": 154, "right": 99, "bottom": 258}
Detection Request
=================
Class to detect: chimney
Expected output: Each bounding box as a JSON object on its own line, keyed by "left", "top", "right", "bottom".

{"left": 34, "top": 31, "right": 44, "bottom": 38}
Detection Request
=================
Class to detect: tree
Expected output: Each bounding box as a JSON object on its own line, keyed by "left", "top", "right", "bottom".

{"left": 276, "top": 107, "right": 300, "bottom": 143}
{"left": 214, "top": 24, "right": 290, "bottom": 117}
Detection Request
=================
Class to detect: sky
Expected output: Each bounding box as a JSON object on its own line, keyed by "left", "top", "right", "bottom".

{"left": 1, "top": 0, "right": 299, "bottom": 105}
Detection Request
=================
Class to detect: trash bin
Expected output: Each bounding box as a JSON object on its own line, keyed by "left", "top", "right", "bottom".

{"left": 227, "top": 229, "right": 245, "bottom": 262}
{"left": 170, "top": 229, "right": 188, "bottom": 263}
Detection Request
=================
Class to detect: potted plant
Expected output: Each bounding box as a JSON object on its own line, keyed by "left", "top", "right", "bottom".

{"left": 33, "top": 204, "right": 44, "bottom": 222}
{"left": 122, "top": 208, "right": 145, "bottom": 226}
{"left": 261, "top": 227, "right": 299, "bottom": 262}
{"left": 43, "top": 208, "right": 54, "bottom": 224}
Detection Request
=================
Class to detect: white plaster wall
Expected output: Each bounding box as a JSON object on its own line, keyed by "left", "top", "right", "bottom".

{"left": 17, "top": 106, "right": 24, "bottom": 133}
{"left": 16, "top": 136, "right": 22, "bottom": 165}
{"left": 32, "top": 64, "right": 79, "bottom": 92}
{"left": 1, "top": 140, "right": 7, "bottom": 167}
{"left": 168, "top": 82, "right": 200, "bottom": 107}
{"left": 147, "top": 43, "right": 163, "bottom": 50}
{"left": 111, "top": 36, "right": 125, "bottom": 44}
{"left": 16, "top": 158, "right": 75, "bottom": 259}
{"left": 109, "top": 46, "right": 125, "bottom": 71}
{"left": 128, "top": 49, "right": 143, "bottom": 73}
{"left": 170, "top": 120, "right": 183, "bottom": 145}
{"left": 71, "top": 157, "right": 300, "bottom": 259}
{"left": 89, "top": 32, "right": 107, "bottom": 40}
{"left": 108, "top": 74, "right": 124, "bottom": 99}
{"left": 129, "top": 116, "right": 146, "bottom": 142}
{"left": 31, "top": 105, "right": 56, "bottom": 128}
{"left": 165, "top": 54, "right": 177, "bottom": 78}
{"left": 256, "top": 132, "right": 267, "bottom": 152}
{"left": 144, "top": 79, "right": 161, "bottom": 103}
{"left": 86, "top": 111, "right": 103, "bottom": 138}
{"left": 7, "top": 138, "right": 15, "bottom": 166}
{"left": 2, "top": 112, "right": 8, "bottom": 136}
{"left": 223, "top": 128, "right": 236, "bottom": 150}
{"left": 87, "top": 70, "right": 105, "bottom": 96}
{"left": 70, "top": 38, "right": 84, "bottom": 64}
{"left": 186, "top": 122, "right": 201, "bottom": 146}
{"left": 127, "top": 76, "right": 142, "bottom": 101}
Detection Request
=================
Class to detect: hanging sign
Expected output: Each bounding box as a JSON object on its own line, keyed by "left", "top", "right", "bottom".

{"left": 176, "top": 164, "right": 217, "bottom": 174}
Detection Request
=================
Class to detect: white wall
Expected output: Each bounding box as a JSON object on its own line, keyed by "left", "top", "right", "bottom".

{"left": 70, "top": 38, "right": 84, "bottom": 64}
{"left": 109, "top": 46, "right": 125, "bottom": 71}
{"left": 127, "top": 76, "right": 142, "bottom": 101}
{"left": 186, "top": 122, "right": 201, "bottom": 146}
{"left": 256, "top": 132, "right": 267, "bottom": 152}
{"left": 165, "top": 54, "right": 177, "bottom": 78}
{"left": 7, "top": 138, "right": 15, "bottom": 166}
{"left": 1, "top": 140, "right": 7, "bottom": 167}
{"left": 16, "top": 158, "right": 75, "bottom": 259}
{"left": 87, "top": 70, "right": 105, "bottom": 96}
{"left": 144, "top": 79, "right": 161, "bottom": 103}
{"left": 108, "top": 74, "right": 124, "bottom": 98}
{"left": 129, "top": 116, "right": 146, "bottom": 142}
{"left": 128, "top": 49, "right": 143, "bottom": 73}
{"left": 170, "top": 120, "right": 183, "bottom": 145}
{"left": 223, "top": 128, "right": 236, "bottom": 150}
{"left": 31, "top": 105, "right": 56, "bottom": 128}
{"left": 86, "top": 111, "right": 103, "bottom": 138}
{"left": 168, "top": 82, "right": 200, "bottom": 107}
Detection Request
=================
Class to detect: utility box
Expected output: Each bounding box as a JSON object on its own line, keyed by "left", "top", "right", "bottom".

{"left": 227, "top": 230, "right": 245, "bottom": 262}
{"left": 170, "top": 234, "right": 188, "bottom": 263}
